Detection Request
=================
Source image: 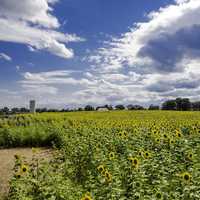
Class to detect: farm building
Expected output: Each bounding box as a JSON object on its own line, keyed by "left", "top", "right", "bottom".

{"left": 96, "top": 107, "right": 109, "bottom": 111}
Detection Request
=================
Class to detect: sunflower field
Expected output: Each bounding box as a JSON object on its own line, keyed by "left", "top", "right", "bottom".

{"left": 0, "top": 111, "right": 200, "bottom": 200}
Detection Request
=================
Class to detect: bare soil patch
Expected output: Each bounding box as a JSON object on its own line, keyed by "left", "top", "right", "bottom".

{"left": 0, "top": 148, "right": 52, "bottom": 199}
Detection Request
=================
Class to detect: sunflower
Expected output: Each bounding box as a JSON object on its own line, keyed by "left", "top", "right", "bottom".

{"left": 135, "top": 182, "right": 141, "bottom": 187}
{"left": 192, "top": 126, "right": 197, "bottom": 131}
{"left": 118, "top": 130, "right": 128, "bottom": 139}
{"left": 109, "top": 152, "right": 115, "bottom": 160}
{"left": 123, "top": 131, "right": 128, "bottom": 138}
{"left": 143, "top": 151, "right": 151, "bottom": 159}
{"left": 14, "top": 154, "right": 20, "bottom": 160}
{"left": 155, "top": 137, "right": 160, "bottom": 143}
{"left": 182, "top": 172, "right": 191, "bottom": 182}
{"left": 163, "top": 134, "right": 168, "bottom": 139}
{"left": 128, "top": 156, "right": 134, "bottom": 161}
{"left": 97, "top": 165, "right": 105, "bottom": 173}
{"left": 104, "top": 170, "right": 112, "bottom": 182}
{"left": 155, "top": 192, "right": 163, "bottom": 199}
{"left": 132, "top": 158, "right": 139, "bottom": 168}
{"left": 134, "top": 194, "right": 140, "bottom": 199}
{"left": 21, "top": 164, "right": 28, "bottom": 173}
{"left": 81, "top": 193, "right": 92, "bottom": 200}
{"left": 169, "top": 139, "right": 175, "bottom": 145}
{"left": 15, "top": 172, "right": 21, "bottom": 179}
{"left": 187, "top": 152, "right": 193, "bottom": 160}
{"left": 133, "top": 158, "right": 139, "bottom": 165}
{"left": 118, "top": 131, "right": 123, "bottom": 138}
{"left": 129, "top": 156, "right": 139, "bottom": 168}
{"left": 152, "top": 129, "right": 158, "bottom": 135}
{"left": 138, "top": 151, "right": 143, "bottom": 157}
{"left": 175, "top": 130, "right": 182, "bottom": 138}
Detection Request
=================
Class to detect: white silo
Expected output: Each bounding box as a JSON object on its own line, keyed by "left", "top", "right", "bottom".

{"left": 30, "top": 100, "right": 36, "bottom": 113}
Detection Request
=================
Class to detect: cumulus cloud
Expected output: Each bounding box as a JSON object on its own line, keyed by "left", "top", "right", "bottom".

{"left": 146, "top": 78, "right": 200, "bottom": 93}
{"left": 0, "top": 0, "right": 59, "bottom": 28}
{"left": 139, "top": 64, "right": 200, "bottom": 108}
{"left": 0, "top": 52, "right": 12, "bottom": 61}
{"left": 89, "top": 0, "right": 200, "bottom": 73}
{"left": 138, "top": 25, "right": 200, "bottom": 72}
{"left": 0, "top": 0, "right": 84, "bottom": 58}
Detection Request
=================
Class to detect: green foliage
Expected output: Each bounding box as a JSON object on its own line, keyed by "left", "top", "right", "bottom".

{"left": 1, "top": 111, "right": 200, "bottom": 199}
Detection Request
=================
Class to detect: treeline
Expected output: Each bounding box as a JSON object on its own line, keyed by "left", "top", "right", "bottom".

{"left": 0, "top": 98, "right": 200, "bottom": 115}
{"left": 161, "top": 98, "right": 200, "bottom": 111}
{"left": 0, "top": 107, "right": 29, "bottom": 115}
{"left": 83, "top": 98, "right": 200, "bottom": 111}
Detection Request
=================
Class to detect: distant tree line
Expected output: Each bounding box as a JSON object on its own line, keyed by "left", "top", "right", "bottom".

{"left": 0, "top": 107, "right": 29, "bottom": 115}
{"left": 161, "top": 98, "right": 198, "bottom": 111}
{"left": 1, "top": 98, "right": 200, "bottom": 115}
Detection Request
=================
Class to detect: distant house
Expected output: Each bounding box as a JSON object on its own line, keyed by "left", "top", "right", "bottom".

{"left": 96, "top": 107, "right": 109, "bottom": 111}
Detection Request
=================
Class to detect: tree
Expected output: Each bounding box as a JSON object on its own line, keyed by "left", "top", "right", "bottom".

{"left": 175, "top": 98, "right": 182, "bottom": 111}
{"left": 181, "top": 98, "right": 191, "bottom": 111}
{"left": 0, "top": 109, "right": 3, "bottom": 115}
{"left": 2, "top": 107, "right": 9, "bottom": 114}
{"left": 148, "top": 105, "right": 160, "bottom": 110}
{"left": 48, "top": 109, "right": 59, "bottom": 112}
{"left": 192, "top": 101, "right": 200, "bottom": 111}
{"left": 84, "top": 105, "right": 94, "bottom": 111}
{"left": 20, "top": 107, "right": 29, "bottom": 113}
{"left": 104, "top": 105, "right": 113, "bottom": 110}
{"left": 127, "top": 104, "right": 134, "bottom": 110}
{"left": 127, "top": 104, "right": 144, "bottom": 110}
{"left": 162, "top": 100, "right": 177, "bottom": 110}
{"left": 36, "top": 108, "right": 47, "bottom": 113}
{"left": 11, "top": 107, "right": 20, "bottom": 114}
{"left": 61, "top": 109, "right": 69, "bottom": 112}
{"left": 175, "top": 98, "right": 191, "bottom": 111}
{"left": 115, "top": 105, "right": 125, "bottom": 110}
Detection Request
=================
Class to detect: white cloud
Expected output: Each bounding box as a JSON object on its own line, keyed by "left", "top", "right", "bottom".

{"left": 0, "top": 0, "right": 59, "bottom": 28}
{"left": 0, "top": 52, "right": 12, "bottom": 61}
{"left": 17, "top": 58, "right": 200, "bottom": 107}
{"left": 84, "top": 72, "right": 93, "bottom": 78}
{"left": 0, "top": 0, "right": 84, "bottom": 58}
{"left": 3, "top": 66, "right": 200, "bottom": 108}
{"left": 175, "top": 0, "right": 190, "bottom": 4}
{"left": 22, "top": 84, "right": 58, "bottom": 95}
{"left": 21, "top": 70, "right": 94, "bottom": 86}
{"left": 98, "top": 73, "right": 128, "bottom": 82}
{"left": 89, "top": 0, "right": 200, "bottom": 73}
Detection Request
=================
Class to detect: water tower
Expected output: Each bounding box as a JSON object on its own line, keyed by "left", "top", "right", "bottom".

{"left": 29, "top": 100, "right": 36, "bottom": 113}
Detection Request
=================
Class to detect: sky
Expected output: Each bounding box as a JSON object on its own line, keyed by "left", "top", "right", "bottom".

{"left": 1, "top": 0, "right": 200, "bottom": 108}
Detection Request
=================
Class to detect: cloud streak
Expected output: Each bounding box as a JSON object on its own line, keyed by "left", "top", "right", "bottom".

{"left": 0, "top": 52, "right": 12, "bottom": 61}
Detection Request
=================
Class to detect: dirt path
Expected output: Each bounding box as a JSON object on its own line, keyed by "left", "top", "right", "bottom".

{"left": 0, "top": 148, "right": 52, "bottom": 199}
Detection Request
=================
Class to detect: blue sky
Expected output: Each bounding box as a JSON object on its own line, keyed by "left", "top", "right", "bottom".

{"left": 0, "top": 0, "right": 200, "bottom": 108}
